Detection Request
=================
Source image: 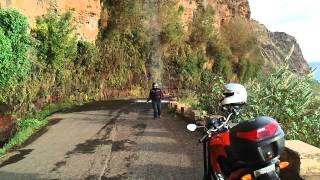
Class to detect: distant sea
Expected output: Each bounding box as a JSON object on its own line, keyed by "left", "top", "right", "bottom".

{"left": 309, "top": 62, "right": 320, "bottom": 81}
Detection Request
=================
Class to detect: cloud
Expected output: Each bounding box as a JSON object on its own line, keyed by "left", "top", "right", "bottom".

{"left": 248, "top": 0, "right": 320, "bottom": 62}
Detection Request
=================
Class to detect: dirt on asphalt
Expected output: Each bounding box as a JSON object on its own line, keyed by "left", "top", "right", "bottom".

{"left": 0, "top": 100, "right": 203, "bottom": 180}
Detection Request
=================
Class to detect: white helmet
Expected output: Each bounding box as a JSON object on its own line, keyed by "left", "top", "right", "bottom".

{"left": 221, "top": 83, "right": 247, "bottom": 106}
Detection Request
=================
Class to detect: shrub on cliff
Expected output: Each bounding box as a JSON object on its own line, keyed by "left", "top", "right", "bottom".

{"left": 0, "top": 9, "right": 31, "bottom": 88}
{"left": 221, "top": 16, "right": 264, "bottom": 81}
{"left": 161, "top": 5, "right": 185, "bottom": 45}
{"left": 206, "top": 35, "right": 233, "bottom": 80}
{"left": 189, "top": 4, "right": 215, "bottom": 45}
{"left": 34, "top": 9, "right": 77, "bottom": 71}
{"left": 99, "top": 0, "right": 149, "bottom": 89}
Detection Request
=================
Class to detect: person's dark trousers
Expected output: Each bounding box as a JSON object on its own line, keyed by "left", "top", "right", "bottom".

{"left": 152, "top": 101, "right": 161, "bottom": 118}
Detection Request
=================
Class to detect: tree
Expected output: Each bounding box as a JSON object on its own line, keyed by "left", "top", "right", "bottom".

{"left": 0, "top": 9, "right": 31, "bottom": 88}
{"left": 34, "top": 10, "right": 77, "bottom": 71}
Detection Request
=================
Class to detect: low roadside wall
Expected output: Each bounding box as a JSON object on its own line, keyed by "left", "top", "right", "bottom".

{"left": 169, "top": 101, "right": 320, "bottom": 180}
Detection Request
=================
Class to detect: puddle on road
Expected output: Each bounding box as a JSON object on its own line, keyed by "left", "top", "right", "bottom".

{"left": 50, "top": 160, "right": 67, "bottom": 172}
{"left": 133, "top": 123, "right": 147, "bottom": 136}
{"left": 133, "top": 123, "right": 147, "bottom": 130}
{"left": 111, "top": 140, "right": 136, "bottom": 152}
{"left": 85, "top": 175, "right": 99, "bottom": 180}
{"left": 0, "top": 149, "right": 33, "bottom": 168}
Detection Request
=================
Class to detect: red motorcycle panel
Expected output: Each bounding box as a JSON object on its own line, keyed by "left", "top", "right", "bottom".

{"left": 209, "top": 131, "right": 230, "bottom": 173}
{"left": 210, "top": 131, "right": 230, "bottom": 145}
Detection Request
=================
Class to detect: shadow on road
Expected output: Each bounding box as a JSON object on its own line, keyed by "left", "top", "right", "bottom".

{"left": 0, "top": 149, "right": 33, "bottom": 168}
{"left": 60, "top": 100, "right": 137, "bottom": 113}
{"left": 0, "top": 171, "right": 41, "bottom": 180}
{"left": 128, "top": 164, "right": 198, "bottom": 180}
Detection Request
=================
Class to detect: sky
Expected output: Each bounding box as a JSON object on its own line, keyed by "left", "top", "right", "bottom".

{"left": 248, "top": 0, "right": 320, "bottom": 62}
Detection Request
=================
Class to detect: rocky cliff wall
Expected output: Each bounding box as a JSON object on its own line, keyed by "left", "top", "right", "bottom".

{"left": 177, "top": 0, "right": 309, "bottom": 74}
{"left": 178, "top": 0, "right": 250, "bottom": 29}
{"left": 0, "top": 0, "right": 309, "bottom": 74}
{"left": 252, "top": 21, "right": 310, "bottom": 74}
{"left": 0, "top": 0, "right": 101, "bottom": 41}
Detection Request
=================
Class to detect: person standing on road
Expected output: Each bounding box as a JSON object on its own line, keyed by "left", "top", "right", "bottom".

{"left": 147, "top": 82, "right": 164, "bottom": 119}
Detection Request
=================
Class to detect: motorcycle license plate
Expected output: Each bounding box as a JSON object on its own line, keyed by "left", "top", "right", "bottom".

{"left": 254, "top": 164, "right": 275, "bottom": 177}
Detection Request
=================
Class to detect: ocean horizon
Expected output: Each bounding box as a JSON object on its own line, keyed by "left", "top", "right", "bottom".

{"left": 309, "top": 62, "right": 320, "bottom": 81}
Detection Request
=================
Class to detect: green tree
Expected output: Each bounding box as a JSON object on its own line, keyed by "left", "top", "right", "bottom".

{"left": 34, "top": 10, "right": 77, "bottom": 70}
{"left": 0, "top": 9, "right": 31, "bottom": 88}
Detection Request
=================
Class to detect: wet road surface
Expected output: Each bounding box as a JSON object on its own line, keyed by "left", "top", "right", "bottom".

{"left": 0, "top": 100, "right": 203, "bottom": 180}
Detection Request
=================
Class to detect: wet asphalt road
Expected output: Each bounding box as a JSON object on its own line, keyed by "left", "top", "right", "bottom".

{"left": 0, "top": 100, "right": 203, "bottom": 180}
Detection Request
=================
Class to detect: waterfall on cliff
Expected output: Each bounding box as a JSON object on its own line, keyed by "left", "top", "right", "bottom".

{"left": 144, "top": 0, "right": 163, "bottom": 86}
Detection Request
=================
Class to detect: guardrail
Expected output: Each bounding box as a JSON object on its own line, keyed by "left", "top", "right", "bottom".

{"left": 169, "top": 101, "right": 320, "bottom": 180}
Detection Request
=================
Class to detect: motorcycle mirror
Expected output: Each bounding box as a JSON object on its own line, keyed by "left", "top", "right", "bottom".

{"left": 187, "top": 124, "right": 197, "bottom": 132}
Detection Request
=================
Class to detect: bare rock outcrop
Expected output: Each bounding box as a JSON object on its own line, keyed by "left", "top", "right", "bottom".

{"left": 252, "top": 21, "right": 310, "bottom": 74}
{"left": 177, "top": 0, "right": 309, "bottom": 74}
{"left": 178, "top": 0, "right": 250, "bottom": 29}
{"left": 0, "top": 0, "right": 101, "bottom": 41}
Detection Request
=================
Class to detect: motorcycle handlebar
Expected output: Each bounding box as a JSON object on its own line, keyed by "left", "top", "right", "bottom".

{"left": 208, "top": 113, "right": 233, "bottom": 132}
{"left": 198, "top": 113, "right": 234, "bottom": 144}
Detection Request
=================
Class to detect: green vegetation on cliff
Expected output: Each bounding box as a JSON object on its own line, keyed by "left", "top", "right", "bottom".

{"left": 98, "top": 0, "right": 263, "bottom": 91}
{"left": 0, "top": 9, "right": 31, "bottom": 89}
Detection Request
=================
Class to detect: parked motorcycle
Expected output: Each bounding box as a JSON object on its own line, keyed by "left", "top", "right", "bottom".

{"left": 187, "top": 84, "right": 289, "bottom": 180}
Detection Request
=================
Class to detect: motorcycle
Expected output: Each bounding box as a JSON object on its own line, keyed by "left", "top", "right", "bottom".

{"left": 187, "top": 105, "right": 289, "bottom": 180}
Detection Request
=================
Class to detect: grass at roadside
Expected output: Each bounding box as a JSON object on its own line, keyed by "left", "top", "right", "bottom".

{"left": 177, "top": 90, "right": 200, "bottom": 109}
{"left": 0, "top": 100, "right": 83, "bottom": 156}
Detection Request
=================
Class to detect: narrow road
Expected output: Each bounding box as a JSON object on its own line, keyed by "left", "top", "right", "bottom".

{"left": 0, "top": 100, "right": 203, "bottom": 180}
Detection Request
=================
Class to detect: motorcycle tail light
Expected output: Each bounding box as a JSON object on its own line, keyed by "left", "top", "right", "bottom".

{"left": 279, "top": 161, "right": 289, "bottom": 169}
{"left": 237, "top": 121, "right": 278, "bottom": 141}
{"left": 241, "top": 174, "right": 252, "bottom": 180}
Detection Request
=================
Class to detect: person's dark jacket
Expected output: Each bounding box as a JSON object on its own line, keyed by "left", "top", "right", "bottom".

{"left": 147, "top": 88, "right": 164, "bottom": 102}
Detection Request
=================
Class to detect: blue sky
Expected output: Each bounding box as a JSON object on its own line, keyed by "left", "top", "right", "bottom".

{"left": 248, "top": 0, "right": 320, "bottom": 62}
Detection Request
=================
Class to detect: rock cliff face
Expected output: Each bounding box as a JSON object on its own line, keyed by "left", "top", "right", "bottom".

{"left": 0, "top": 0, "right": 101, "bottom": 41}
{"left": 252, "top": 22, "right": 310, "bottom": 74}
{"left": 176, "top": 0, "right": 309, "bottom": 74}
{"left": 178, "top": 0, "right": 250, "bottom": 29}
{"left": 0, "top": 0, "right": 309, "bottom": 74}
